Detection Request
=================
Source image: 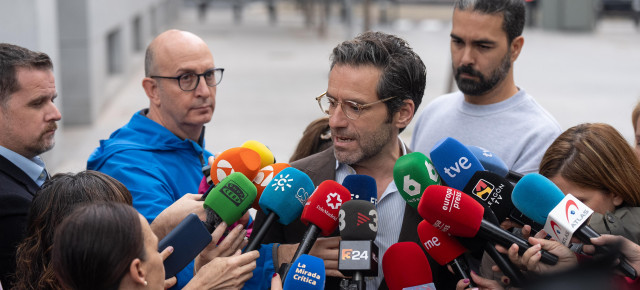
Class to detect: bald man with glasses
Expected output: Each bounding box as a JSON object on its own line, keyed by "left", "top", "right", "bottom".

{"left": 87, "top": 30, "right": 224, "bottom": 288}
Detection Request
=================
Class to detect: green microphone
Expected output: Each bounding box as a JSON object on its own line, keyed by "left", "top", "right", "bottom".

{"left": 393, "top": 152, "right": 441, "bottom": 208}
{"left": 203, "top": 171, "right": 257, "bottom": 232}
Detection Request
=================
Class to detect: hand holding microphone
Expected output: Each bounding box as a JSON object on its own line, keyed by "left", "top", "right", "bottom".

{"left": 512, "top": 173, "right": 637, "bottom": 278}
{"left": 418, "top": 185, "right": 558, "bottom": 265}
{"left": 202, "top": 172, "right": 257, "bottom": 233}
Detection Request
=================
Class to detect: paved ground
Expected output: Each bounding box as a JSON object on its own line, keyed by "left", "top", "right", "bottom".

{"left": 52, "top": 1, "right": 640, "bottom": 173}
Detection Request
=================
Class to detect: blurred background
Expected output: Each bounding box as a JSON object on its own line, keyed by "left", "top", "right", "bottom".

{"left": 0, "top": 0, "right": 639, "bottom": 173}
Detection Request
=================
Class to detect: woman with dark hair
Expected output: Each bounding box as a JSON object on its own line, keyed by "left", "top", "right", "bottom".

{"left": 14, "top": 170, "right": 133, "bottom": 290}
{"left": 15, "top": 170, "right": 259, "bottom": 289}
{"left": 52, "top": 202, "right": 162, "bottom": 290}
{"left": 539, "top": 123, "right": 640, "bottom": 243}
{"left": 52, "top": 202, "right": 260, "bottom": 290}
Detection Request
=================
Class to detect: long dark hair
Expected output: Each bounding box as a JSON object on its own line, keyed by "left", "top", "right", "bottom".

{"left": 51, "top": 202, "right": 146, "bottom": 290}
{"left": 13, "top": 170, "right": 132, "bottom": 290}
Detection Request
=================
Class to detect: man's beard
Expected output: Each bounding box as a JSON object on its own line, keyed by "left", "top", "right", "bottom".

{"left": 333, "top": 121, "right": 394, "bottom": 166}
{"left": 454, "top": 50, "right": 512, "bottom": 96}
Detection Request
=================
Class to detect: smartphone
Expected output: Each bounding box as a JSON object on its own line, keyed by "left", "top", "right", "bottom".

{"left": 158, "top": 213, "right": 212, "bottom": 278}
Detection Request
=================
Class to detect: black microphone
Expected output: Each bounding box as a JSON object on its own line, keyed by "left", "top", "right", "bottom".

{"left": 338, "top": 200, "right": 379, "bottom": 290}
{"left": 462, "top": 170, "right": 544, "bottom": 233}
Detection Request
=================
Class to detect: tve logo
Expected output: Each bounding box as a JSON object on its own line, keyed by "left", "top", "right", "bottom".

{"left": 442, "top": 157, "right": 472, "bottom": 178}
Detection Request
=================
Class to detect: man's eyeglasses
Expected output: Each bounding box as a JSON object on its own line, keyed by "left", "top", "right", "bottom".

{"left": 315, "top": 92, "right": 397, "bottom": 120}
{"left": 150, "top": 68, "right": 224, "bottom": 91}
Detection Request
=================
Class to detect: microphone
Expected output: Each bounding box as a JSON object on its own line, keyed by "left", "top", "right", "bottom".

{"left": 462, "top": 170, "right": 543, "bottom": 232}
{"left": 417, "top": 220, "right": 474, "bottom": 287}
{"left": 512, "top": 173, "right": 637, "bottom": 278}
{"left": 281, "top": 180, "right": 352, "bottom": 282}
{"left": 382, "top": 242, "right": 435, "bottom": 290}
{"left": 282, "top": 254, "right": 326, "bottom": 289}
{"left": 418, "top": 185, "right": 558, "bottom": 265}
{"left": 210, "top": 147, "right": 262, "bottom": 185}
{"left": 342, "top": 174, "right": 378, "bottom": 205}
{"left": 466, "top": 145, "right": 523, "bottom": 183}
{"left": 251, "top": 163, "right": 291, "bottom": 209}
{"left": 245, "top": 167, "right": 314, "bottom": 252}
{"left": 430, "top": 137, "right": 485, "bottom": 190}
{"left": 241, "top": 140, "right": 276, "bottom": 169}
{"left": 393, "top": 152, "right": 441, "bottom": 208}
{"left": 202, "top": 172, "right": 257, "bottom": 233}
{"left": 338, "top": 200, "right": 379, "bottom": 290}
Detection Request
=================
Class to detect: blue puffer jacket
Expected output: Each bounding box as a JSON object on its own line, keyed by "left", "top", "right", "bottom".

{"left": 87, "top": 109, "right": 213, "bottom": 289}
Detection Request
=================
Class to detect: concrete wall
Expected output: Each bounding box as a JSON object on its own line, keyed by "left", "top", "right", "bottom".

{"left": 58, "top": 0, "right": 180, "bottom": 125}
{"left": 0, "top": 0, "right": 179, "bottom": 168}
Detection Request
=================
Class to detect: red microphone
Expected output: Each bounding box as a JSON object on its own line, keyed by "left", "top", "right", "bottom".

{"left": 418, "top": 185, "right": 558, "bottom": 265}
{"left": 383, "top": 242, "right": 434, "bottom": 290}
{"left": 251, "top": 163, "right": 290, "bottom": 209}
{"left": 281, "top": 180, "right": 352, "bottom": 283}
{"left": 210, "top": 147, "right": 262, "bottom": 185}
{"left": 417, "top": 220, "right": 474, "bottom": 287}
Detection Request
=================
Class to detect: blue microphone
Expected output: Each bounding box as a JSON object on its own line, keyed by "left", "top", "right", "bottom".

{"left": 282, "top": 254, "right": 326, "bottom": 289}
{"left": 245, "top": 167, "right": 315, "bottom": 252}
{"left": 467, "top": 145, "right": 523, "bottom": 183}
{"left": 430, "top": 137, "right": 485, "bottom": 190}
{"left": 513, "top": 173, "right": 637, "bottom": 279}
{"left": 342, "top": 174, "right": 377, "bottom": 205}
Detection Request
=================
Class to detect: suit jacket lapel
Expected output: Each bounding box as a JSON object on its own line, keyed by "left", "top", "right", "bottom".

{"left": 0, "top": 155, "right": 41, "bottom": 196}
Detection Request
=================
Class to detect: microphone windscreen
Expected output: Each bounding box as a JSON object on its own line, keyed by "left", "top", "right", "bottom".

{"left": 252, "top": 163, "right": 291, "bottom": 209}
{"left": 512, "top": 173, "right": 565, "bottom": 225}
{"left": 467, "top": 145, "right": 509, "bottom": 178}
{"left": 203, "top": 172, "right": 257, "bottom": 224}
{"left": 462, "top": 170, "right": 514, "bottom": 223}
{"left": 430, "top": 137, "right": 485, "bottom": 190}
{"left": 418, "top": 185, "right": 484, "bottom": 237}
{"left": 283, "top": 254, "right": 326, "bottom": 289}
{"left": 211, "top": 147, "right": 262, "bottom": 184}
{"left": 342, "top": 174, "right": 378, "bottom": 205}
{"left": 301, "top": 180, "right": 352, "bottom": 236}
{"left": 241, "top": 140, "right": 275, "bottom": 169}
{"left": 259, "top": 167, "right": 314, "bottom": 225}
{"left": 338, "top": 200, "right": 377, "bottom": 240}
{"left": 417, "top": 220, "right": 466, "bottom": 266}
{"left": 393, "top": 152, "right": 441, "bottom": 208}
{"left": 383, "top": 242, "right": 433, "bottom": 290}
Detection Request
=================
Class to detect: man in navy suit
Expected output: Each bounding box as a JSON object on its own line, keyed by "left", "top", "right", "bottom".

{"left": 0, "top": 43, "right": 61, "bottom": 288}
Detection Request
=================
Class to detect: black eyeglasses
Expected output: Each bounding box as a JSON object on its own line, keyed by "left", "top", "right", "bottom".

{"left": 315, "top": 92, "right": 397, "bottom": 120}
{"left": 150, "top": 68, "right": 224, "bottom": 91}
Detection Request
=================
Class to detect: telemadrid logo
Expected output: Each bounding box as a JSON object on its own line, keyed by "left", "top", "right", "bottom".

{"left": 326, "top": 192, "right": 343, "bottom": 210}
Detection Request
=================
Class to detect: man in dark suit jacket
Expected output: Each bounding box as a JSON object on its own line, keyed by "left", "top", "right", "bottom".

{"left": 0, "top": 43, "right": 61, "bottom": 288}
{"left": 251, "top": 31, "right": 457, "bottom": 289}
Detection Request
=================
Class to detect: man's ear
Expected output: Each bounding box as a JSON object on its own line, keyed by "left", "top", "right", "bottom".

{"left": 394, "top": 99, "right": 415, "bottom": 130}
{"left": 510, "top": 36, "right": 524, "bottom": 63}
{"left": 128, "top": 258, "right": 148, "bottom": 286}
{"left": 142, "top": 77, "right": 161, "bottom": 106}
